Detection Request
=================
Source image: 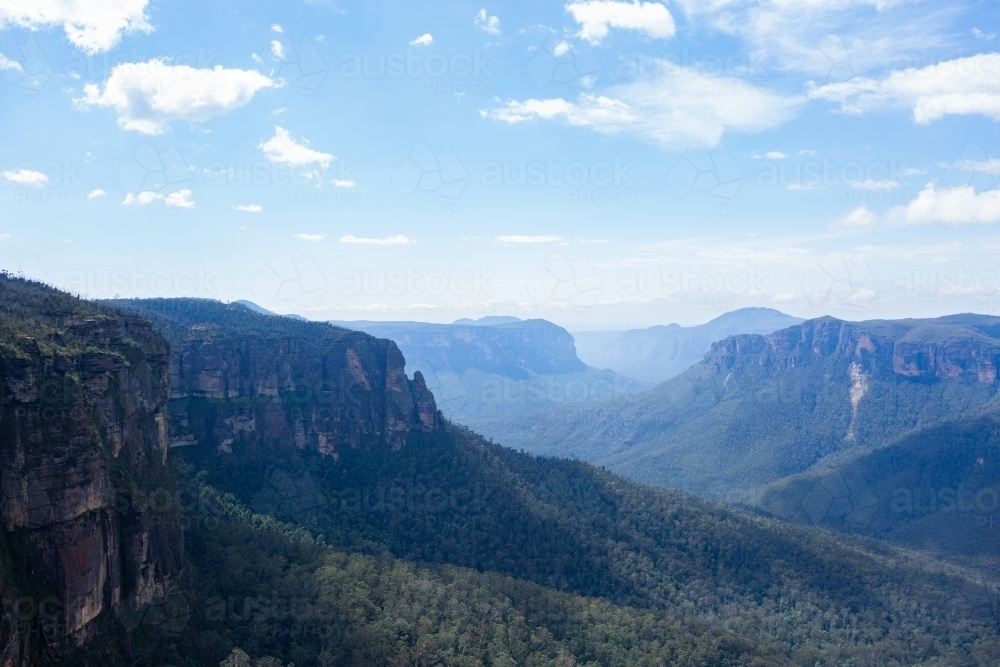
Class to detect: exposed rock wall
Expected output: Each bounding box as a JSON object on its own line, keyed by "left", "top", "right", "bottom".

{"left": 0, "top": 307, "right": 183, "bottom": 665}
{"left": 166, "top": 329, "right": 438, "bottom": 458}
{"left": 708, "top": 317, "right": 1000, "bottom": 387}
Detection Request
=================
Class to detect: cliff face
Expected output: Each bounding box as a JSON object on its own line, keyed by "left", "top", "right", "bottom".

{"left": 331, "top": 318, "right": 587, "bottom": 380}
{"left": 708, "top": 316, "right": 1000, "bottom": 387}
{"left": 0, "top": 279, "right": 183, "bottom": 666}
{"left": 572, "top": 307, "right": 803, "bottom": 385}
{"left": 108, "top": 300, "right": 439, "bottom": 460}
{"left": 474, "top": 314, "right": 1000, "bottom": 497}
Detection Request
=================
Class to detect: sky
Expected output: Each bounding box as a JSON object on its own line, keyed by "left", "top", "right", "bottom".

{"left": 0, "top": 0, "right": 998, "bottom": 329}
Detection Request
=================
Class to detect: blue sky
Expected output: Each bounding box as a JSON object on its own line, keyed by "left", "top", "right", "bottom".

{"left": 0, "top": 0, "right": 998, "bottom": 328}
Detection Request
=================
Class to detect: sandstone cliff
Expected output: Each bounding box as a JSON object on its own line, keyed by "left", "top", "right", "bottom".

{"left": 108, "top": 299, "right": 439, "bottom": 461}
{"left": 0, "top": 276, "right": 183, "bottom": 666}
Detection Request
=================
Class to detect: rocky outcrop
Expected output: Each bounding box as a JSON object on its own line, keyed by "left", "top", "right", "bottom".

{"left": 332, "top": 318, "right": 587, "bottom": 380}
{"left": 0, "top": 281, "right": 183, "bottom": 666}
{"left": 109, "top": 300, "right": 439, "bottom": 460}
{"left": 707, "top": 316, "right": 1000, "bottom": 387}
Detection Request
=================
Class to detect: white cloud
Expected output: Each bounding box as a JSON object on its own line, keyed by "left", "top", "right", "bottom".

{"left": 270, "top": 39, "right": 285, "bottom": 59}
{"left": 259, "top": 126, "right": 333, "bottom": 167}
{"left": 672, "top": 0, "right": 920, "bottom": 81}
{"left": 87, "top": 189, "right": 106, "bottom": 198}
{"left": 409, "top": 33, "right": 433, "bottom": 46}
{"left": 2, "top": 169, "right": 48, "bottom": 187}
{"left": 0, "top": 0, "right": 151, "bottom": 54}
{"left": 271, "top": 23, "right": 283, "bottom": 33}
{"left": 887, "top": 184, "right": 1000, "bottom": 226}
{"left": 765, "top": 151, "right": 786, "bottom": 159}
{"left": 0, "top": 52, "right": 23, "bottom": 72}
{"left": 831, "top": 205, "right": 879, "bottom": 229}
{"left": 474, "top": 9, "right": 500, "bottom": 34}
{"left": 295, "top": 233, "right": 323, "bottom": 241}
{"left": 972, "top": 28, "right": 996, "bottom": 41}
{"left": 808, "top": 53, "right": 1000, "bottom": 123}
{"left": 235, "top": 204, "right": 262, "bottom": 212}
{"left": 565, "top": 0, "right": 675, "bottom": 44}
{"left": 482, "top": 61, "right": 799, "bottom": 148}
{"left": 339, "top": 235, "right": 412, "bottom": 245}
{"left": 331, "top": 178, "right": 356, "bottom": 188}
{"left": 122, "top": 189, "right": 193, "bottom": 208}
{"left": 498, "top": 235, "right": 564, "bottom": 243}
{"left": 75, "top": 59, "right": 275, "bottom": 134}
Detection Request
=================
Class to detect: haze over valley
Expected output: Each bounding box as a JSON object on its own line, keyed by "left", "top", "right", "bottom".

{"left": 2, "top": 0, "right": 999, "bottom": 664}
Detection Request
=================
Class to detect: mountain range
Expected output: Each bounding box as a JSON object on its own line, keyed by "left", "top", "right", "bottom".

{"left": 478, "top": 314, "right": 1000, "bottom": 560}
{"left": 571, "top": 308, "right": 803, "bottom": 385}
{"left": 4, "top": 278, "right": 1000, "bottom": 665}
{"left": 328, "top": 316, "right": 648, "bottom": 429}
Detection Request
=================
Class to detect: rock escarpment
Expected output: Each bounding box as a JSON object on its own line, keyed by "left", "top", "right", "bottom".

{"left": 109, "top": 299, "right": 439, "bottom": 460}
{"left": 0, "top": 277, "right": 183, "bottom": 666}
{"left": 475, "top": 314, "right": 1000, "bottom": 497}
{"left": 331, "top": 317, "right": 587, "bottom": 380}
{"left": 709, "top": 316, "right": 1000, "bottom": 387}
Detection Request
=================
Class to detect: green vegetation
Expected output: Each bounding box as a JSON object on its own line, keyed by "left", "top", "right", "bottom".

{"left": 476, "top": 316, "right": 1000, "bottom": 499}
{"left": 6, "top": 284, "right": 1000, "bottom": 666}
{"left": 64, "top": 421, "right": 1000, "bottom": 666}
{"left": 756, "top": 415, "right": 1000, "bottom": 563}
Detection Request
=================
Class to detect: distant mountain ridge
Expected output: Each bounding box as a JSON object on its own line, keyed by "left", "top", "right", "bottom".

{"left": 572, "top": 307, "right": 803, "bottom": 384}
{"left": 6, "top": 284, "right": 1000, "bottom": 665}
{"left": 330, "top": 317, "right": 649, "bottom": 427}
{"left": 331, "top": 318, "right": 587, "bottom": 379}
{"left": 479, "top": 314, "right": 1000, "bottom": 503}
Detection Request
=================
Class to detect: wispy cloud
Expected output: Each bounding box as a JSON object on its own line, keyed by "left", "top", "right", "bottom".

{"left": 260, "top": 126, "right": 333, "bottom": 167}
{"left": 483, "top": 61, "right": 800, "bottom": 148}
{"left": 122, "top": 189, "right": 194, "bottom": 208}
{"left": 474, "top": 9, "right": 500, "bottom": 34}
{"left": 2, "top": 169, "right": 48, "bottom": 187}
{"left": 340, "top": 235, "right": 412, "bottom": 245}
{"left": 808, "top": 53, "right": 1000, "bottom": 124}
{"left": 498, "top": 235, "right": 564, "bottom": 243}
{"left": 0, "top": 52, "right": 24, "bottom": 72}
{"left": 295, "top": 233, "right": 323, "bottom": 241}
{"left": 831, "top": 205, "right": 879, "bottom": 229}
{"left": 409, "top": 33, "right": 433, "bottom": 46}
{"left": 235, "top": 204, "right": 262, "bottom": 212}
{"left": 887, "top": 184, "right": 1000, "bottom": 226}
